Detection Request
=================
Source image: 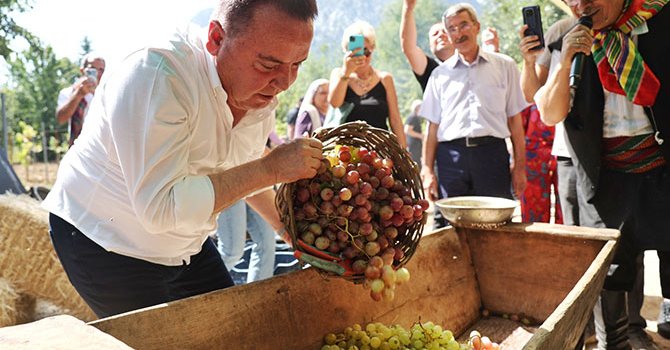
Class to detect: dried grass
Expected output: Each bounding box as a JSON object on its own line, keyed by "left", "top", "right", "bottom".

{"left": 0, "top": 278, "right": 20, "bottom": 327}
{"left": 0, "top": 193, "right": 96, "bottom": 323}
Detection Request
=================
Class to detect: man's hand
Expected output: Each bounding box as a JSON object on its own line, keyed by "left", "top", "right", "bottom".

{"left": 262, "top": 138, "right": 323, "bottom": 184}
{"left": 519, "top": 25, "right": 543, "bottom": 64}
{"left": 420, "top": 166, "right": 439, "bottom": 201}
{"left": 403, "top": 0, "right": 417, "bottom": 11}
{"left": 74, "top": 76, "right": 97, "bottom": 97}
{"left": 511, "top": 165, "right": 527, "bottom": 199}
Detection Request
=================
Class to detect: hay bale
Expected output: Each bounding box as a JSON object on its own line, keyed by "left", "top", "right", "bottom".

{"left": 0, "top": 194, "right": 96, "bottom": 322}
{"left": 0, "top": 278, "right": 20, "bottom": 327}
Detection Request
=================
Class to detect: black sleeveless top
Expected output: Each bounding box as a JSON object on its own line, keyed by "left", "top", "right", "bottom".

{"left": 344, "top": 82, "right": 389, "bottom": 130}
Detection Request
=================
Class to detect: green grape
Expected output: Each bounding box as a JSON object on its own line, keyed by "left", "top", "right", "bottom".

{"left": 441, "top": 330, "right": 454, "bottom": 342}
{"left": 360, "top": 334, "right": 371, "bottom": 345}
{"left": 379, "top": 343, "right": 391, "bottom": 350}
{"left": 445, "top": 340, "right": 460, "bottom": 350}
{"left": 366, "top": 323, "right": 376, "bottom": 334}
{"left": 381, "top": 328, "right": 393, "bottom": 340}
{"left": 413, "top": 340, "right": 424, "bottom": 349}
{"left": 387, "top": 336, "right": 400, "bottom": 349}
{"left": 370, "top": 336, "right": 382, "bottom": 349}
{"left": 324, "top": 333, "right": 338, "bottom": 345}
{"left": 398, "top": 332, "right": 411, "bottom": 345}
{"left": 360, "top": 345, "right": 371, "bottom": 350}
{"left": 320, "top": 345, "right": 330, "bottom": 350}
{"left": 348, "top": 346, "right": 359, "bottom": 350}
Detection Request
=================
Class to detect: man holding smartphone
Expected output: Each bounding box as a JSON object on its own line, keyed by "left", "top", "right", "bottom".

{"left": 56, "top": 53, "right": 106, "bottom": 146}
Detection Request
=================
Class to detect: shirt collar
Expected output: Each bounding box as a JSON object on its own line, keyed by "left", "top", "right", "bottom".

{"left": 448, "top": 47, "right": 490, "bottom": 68}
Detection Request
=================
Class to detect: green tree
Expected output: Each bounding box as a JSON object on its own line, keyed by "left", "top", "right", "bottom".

{"left": 6, "top": 41, "right": 79, "bottom": 159}
{"left": 0, "top": 0, "right": 35, "bottom": 60}
{"left": 79, "top": 36, "right": 92, "bottom": 59}
{"left": 479, "top": 0, "right": 567, "bottom": 64}
{"left": 376, "top": 0, "right": 450, "bottom": 118}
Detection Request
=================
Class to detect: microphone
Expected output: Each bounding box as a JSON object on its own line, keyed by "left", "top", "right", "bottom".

{"left": 569, "top": 15, "right": 593, "bottom": 89}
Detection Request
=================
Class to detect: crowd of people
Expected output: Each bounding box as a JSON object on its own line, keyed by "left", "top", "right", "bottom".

{"left": 45, "top": 0, "right": 670, "bottom": 349}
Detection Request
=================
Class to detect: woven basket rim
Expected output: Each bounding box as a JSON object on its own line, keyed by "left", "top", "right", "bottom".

{"left": 275, "top": 121, "right": 425, "bottom": 281}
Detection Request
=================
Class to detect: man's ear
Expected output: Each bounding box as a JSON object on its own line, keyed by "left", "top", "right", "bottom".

{"left": 206, "top": 20, "right": 225, "bottom": 55}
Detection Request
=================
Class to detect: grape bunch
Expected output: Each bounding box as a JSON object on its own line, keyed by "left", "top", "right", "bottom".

{"left": 321, "top": 321, "right": 498, "bottom": 350}
{"left": 292, "top": 145, "right": 428, "bottom": 301}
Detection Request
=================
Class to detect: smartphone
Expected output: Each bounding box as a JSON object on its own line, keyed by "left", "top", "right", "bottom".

{"left": 348, "top": 34, "right": 365, "bottom": 56}
{"left": 522, "top": 6, "right": 545, "bottom": 50}
{"left": 84, "top": 67, "right": 98, "bottom": 84}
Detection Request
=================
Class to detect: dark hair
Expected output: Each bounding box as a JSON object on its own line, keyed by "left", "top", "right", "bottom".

{"left": 214, "top": 0, "right": 318, "bottom": 38}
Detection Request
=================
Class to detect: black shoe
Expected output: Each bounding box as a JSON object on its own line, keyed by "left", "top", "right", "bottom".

{"left": 658, "top": 298, "right": 670, "bottom": 339}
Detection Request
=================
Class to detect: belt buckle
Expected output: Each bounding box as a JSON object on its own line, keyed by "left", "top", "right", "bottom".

{"left": 465, "top": 137, "right": 476, "bottom": 147}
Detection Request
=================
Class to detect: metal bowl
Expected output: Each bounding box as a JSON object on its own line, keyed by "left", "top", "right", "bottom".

{"left": 435, "top": 196, "right": 518, "bottom": 227}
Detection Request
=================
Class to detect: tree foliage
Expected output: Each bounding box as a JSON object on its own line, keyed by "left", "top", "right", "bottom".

{"left": 6, "top": 41, "right": 79, "bottom": 158}
{"left": 0, "top": 0, "right": 35, "bottom": 60}
{"left": 479, "top": 0, "right": 567, "bottom": 63}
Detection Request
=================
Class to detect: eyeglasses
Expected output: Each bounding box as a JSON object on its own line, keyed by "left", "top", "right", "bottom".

{"left": 446, "top": 21, "right": 473, "bottom": 34}
{"left": 363, "top": 48, "right": 373, "bottom": 57}
{"left": 562, "top": 0, "right": 581, "bottom": 5}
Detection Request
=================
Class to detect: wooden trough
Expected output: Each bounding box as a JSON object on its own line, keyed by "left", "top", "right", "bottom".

{"left": 89, "top": 223, "right": 618, "bottom": 350}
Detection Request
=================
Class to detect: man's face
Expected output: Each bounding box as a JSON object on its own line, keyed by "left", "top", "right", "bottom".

{"left": 209, "top": 5, "right": 313, "bottom": 113}
{"left": 444, "top": 11, "right": 480, "bottom": 56}
{"left": 428, "top": 23, "right": 453, "bottom": 61}
{"left": 567, "top": 0, "right": 625, "bottom": 29}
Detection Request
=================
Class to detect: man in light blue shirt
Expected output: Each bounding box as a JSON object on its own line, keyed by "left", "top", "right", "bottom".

{"left": 420, "top": 3, "right": 527, "bottom": 213}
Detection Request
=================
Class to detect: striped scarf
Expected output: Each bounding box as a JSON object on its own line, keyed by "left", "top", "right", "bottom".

{"left": 592, "top": 0, "right": 668, "bottom": 106}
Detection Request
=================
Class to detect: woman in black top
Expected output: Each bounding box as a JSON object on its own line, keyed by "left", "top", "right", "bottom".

{"left": 328, "top": 20, "right": 407, "bottom": 149}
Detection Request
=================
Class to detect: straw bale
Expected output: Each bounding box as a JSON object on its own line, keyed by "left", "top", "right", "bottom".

{"left": 0, "top": 194, "right": 96, "bottom": 321}
{"left": 0, "top": 278, "right": 20, "bottom": 327}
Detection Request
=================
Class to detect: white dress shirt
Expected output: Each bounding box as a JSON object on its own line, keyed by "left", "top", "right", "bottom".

{"left": 42, "top": 29, "right": 275, "bottom": 266}
{"left": 420, "top": 49, "right": 528, "bottom": 142}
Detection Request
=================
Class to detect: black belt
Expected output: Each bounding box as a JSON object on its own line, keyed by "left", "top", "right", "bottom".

{"left": 445, "top": 136, "right": 502, "bottom": 147}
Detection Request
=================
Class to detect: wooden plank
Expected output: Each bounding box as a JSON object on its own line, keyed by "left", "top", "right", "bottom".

{"left": 0, "top": 315, "right": 132, "bottom": 349}
{"left": 523, "top": 240, "right": 618, "bottom": 349}
{"left": 91, "top": 228, "right": 481, "bottom": 350}
{"left": 89, "top": 223, "right": 618, "bottom": 349}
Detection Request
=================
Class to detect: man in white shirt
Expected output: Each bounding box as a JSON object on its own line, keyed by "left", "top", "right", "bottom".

{"left": 42, "top": 0, "right": 322, "bottom": 318}
{"left": 56, "top": 53, "right": 105, "bottom": 146}
{"left": 420, "top": 3, "right": 527, "bottom": 206}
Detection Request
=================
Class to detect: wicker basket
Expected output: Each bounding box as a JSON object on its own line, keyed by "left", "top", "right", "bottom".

{"left": 275, "top": 121, "right": 425, "bottom": 282}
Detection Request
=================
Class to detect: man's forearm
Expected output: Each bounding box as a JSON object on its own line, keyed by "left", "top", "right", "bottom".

{"left": 56, "top": 94, "right": 84, "bottom": 125}
{"left": 536, "top": 63, "right": 571, "bottom": 126}
{"left": 422, "top": 123, "right": 438, "bottom": 171}
{"left": 208, "top": 158, "right": 275, "bottom": 215}
{"left": 508, "top": 114, "right": 526, "bottom": 169}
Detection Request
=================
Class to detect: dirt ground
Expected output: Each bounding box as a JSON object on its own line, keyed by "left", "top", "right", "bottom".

{"left": 12, "top": 162, "right": 59, "bottom": 189}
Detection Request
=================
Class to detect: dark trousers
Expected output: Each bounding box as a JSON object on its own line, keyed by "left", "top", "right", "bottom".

{"left": 49, "top": 213, "right": 234, "bottom": 318}
{"left": 591, "top": 166, "right": 670, "bottom": 298}
{"left": 436, "top": 138, "right": 513, "bottom": 201}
